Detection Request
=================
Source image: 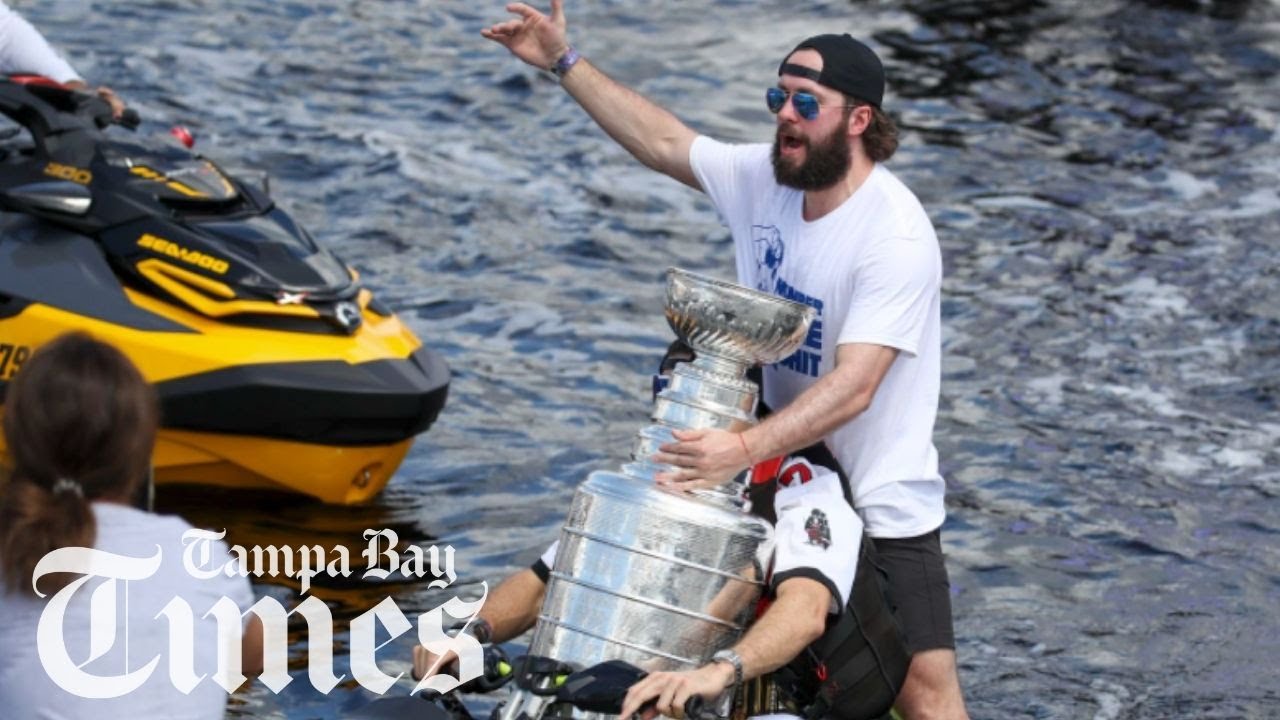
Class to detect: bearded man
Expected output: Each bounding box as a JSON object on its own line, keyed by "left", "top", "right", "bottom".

{"left": 483, "top": 3, "right": 968, "bottom": 718}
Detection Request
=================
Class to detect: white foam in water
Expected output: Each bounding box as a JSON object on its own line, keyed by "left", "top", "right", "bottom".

{"left": 364, "top": 128, "right": 529, "bottom": 189}
{"left": 1155, "top": 447, "right": 1211, "bottom": 478}
{"left": 1080, "top": 340, "right": 1111, "bottom": 360}
{"left": 1103, "top": 383, "right": 1186, "bottom": 419}
{"left": 1104, "top": 275, "right": 1189, "bottom": 319}
{"left": 971, "top": 194, "right": 1061, "bottom": 211}
{"left": 1216, "top": 186, "right": 1280, "bottom": 219}
{"left": 1214, "top": 446, "right": 1264, "bottom": 469}
{"left": 1090, "top": 678, "right": 1131, "bottom": 720}
{"left": 1026, "top": 374, "right": 1068, "bottom": 406}
{"left": 1158, "top": 168, "right": 1217, "bottom": 202}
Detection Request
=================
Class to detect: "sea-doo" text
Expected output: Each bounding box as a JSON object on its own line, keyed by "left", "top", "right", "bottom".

{"left": 137, "top": 233, "right": 230, "bottom": 274}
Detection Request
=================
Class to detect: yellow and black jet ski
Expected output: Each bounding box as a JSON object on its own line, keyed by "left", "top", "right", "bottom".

{"left": 0, "top": 77, "right": 449, "bottom": 504}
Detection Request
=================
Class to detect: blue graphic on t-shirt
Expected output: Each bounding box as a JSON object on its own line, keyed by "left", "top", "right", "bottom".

{"left": 773, "top": 277, "right": 824, "bottom": 378}
{"left": 751, "top": 225, "right": 785, "bottom": 293}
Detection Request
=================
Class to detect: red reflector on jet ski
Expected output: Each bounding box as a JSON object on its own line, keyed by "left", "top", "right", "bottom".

{"left": 170, "top": 125, "right": 195, "bottom": 148}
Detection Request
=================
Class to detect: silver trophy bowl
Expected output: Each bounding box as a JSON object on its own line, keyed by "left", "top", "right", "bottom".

{"left": 665, "top": 267, "right": 817, "bottom": 373}
{"left": 624, "top": 269, "right": 817, "bottom": 502}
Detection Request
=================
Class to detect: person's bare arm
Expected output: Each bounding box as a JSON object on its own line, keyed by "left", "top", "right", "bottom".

{"left": 744, "top": 342, "right": 898, "bottom": 461}
{"left": 412, "top": 568, "right": 547, "bottom": 681}
{"left": 655, "top": 342, "right": 898, "bottom": 489}
{"left": 477, "top": 567, "right": 547, "bottom": 641}
{"left": 240, "top": 615, "right": 265, "bottom": 677}
{"left": 619, "top": 576, "right": 830, "bottom": 719}
{"left": 481, "top": 0, "right": 699, "bottom": 188}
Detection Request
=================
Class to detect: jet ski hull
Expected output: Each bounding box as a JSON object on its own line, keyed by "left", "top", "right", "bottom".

{"left": 152, "top": 431, "right": 415, "bottom": 505}
{"left": 0, "top": 80, "right": 450, "bottom": 503}
{"left": 0, "top": 224, "right": 448, "bottom": 503}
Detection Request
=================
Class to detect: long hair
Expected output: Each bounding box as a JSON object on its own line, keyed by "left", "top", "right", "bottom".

{"left": 844, "top": 92, "right": 906, "bottom": 161}
{"left": 850, "top": 97, "right": 900, "bottom": 163}
{"left": 0, "top": 332, "right": 158, "bottom": 595}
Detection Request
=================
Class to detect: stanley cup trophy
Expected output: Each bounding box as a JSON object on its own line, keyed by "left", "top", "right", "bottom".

{"left": 499, "top": 268, "right": 817, "bottom": 720}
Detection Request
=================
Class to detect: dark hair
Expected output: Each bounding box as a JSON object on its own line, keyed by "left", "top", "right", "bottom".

{"left": 0, "top": 332, "right": 158, "bottom": 594}
{"left": 852, "top": 99, "right": 899, "bottom": 163}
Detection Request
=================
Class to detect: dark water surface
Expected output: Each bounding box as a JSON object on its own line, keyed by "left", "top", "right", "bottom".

{"left": 24, "top": 0, "right": 1280, "bottom": 717}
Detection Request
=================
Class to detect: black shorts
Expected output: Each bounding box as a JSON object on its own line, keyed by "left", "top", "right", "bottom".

{"left": 874, "top": 529, "right": 956, "bottom": 654}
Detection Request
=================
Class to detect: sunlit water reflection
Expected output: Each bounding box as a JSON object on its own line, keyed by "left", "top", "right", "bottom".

{"left": 22, "top": 0, "right": 1279, "bottom": 717}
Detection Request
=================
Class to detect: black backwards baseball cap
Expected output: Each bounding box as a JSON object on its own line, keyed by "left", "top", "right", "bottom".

{"left": 778, "top": 34, "right": 885, "bottom": 107}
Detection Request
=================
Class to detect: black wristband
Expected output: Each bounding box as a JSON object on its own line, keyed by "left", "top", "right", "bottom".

{"left": 464, "top": 617, "right": 493, "bottom": 644}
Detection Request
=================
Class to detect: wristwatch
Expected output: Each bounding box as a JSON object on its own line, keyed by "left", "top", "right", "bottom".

{"left": 710, "top": 648, "right": 744, "bottom": 689}
{"left": 463, "top": 617, "right": 493, "bottom": 644}
{"left": 550, "top": 46, "right": 581, "bottom": 81}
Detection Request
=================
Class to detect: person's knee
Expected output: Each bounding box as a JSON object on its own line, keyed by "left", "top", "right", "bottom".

{"left": 894, "top": 649, "right": 969, "bottom": 720}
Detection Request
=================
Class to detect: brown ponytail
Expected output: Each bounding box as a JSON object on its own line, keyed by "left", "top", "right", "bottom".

{"left": 0, "top": 332, "right": 158, "bottom": 595}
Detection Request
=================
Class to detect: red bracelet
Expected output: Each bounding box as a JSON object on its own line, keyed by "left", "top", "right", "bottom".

{"left": 737, "top": 433, "right": 755, "bottom": 467}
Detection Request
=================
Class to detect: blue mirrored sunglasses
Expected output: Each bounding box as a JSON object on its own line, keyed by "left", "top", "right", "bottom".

{"left": 766, "top": 87, "right": 856, "bottom": 121}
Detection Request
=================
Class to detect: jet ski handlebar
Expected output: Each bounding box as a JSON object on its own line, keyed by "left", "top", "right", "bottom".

{"left": 75, "top": 88, "right": 139, "bottom": 131}
{"left": 0, "top": 76, "right": 139, "bottom": 140}
{"left": 112, "top": 105, "right": 141, "bottom": 131}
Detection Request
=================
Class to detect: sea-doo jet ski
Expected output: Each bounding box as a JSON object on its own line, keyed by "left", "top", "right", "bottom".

{"left": 0, "top": 77, "right": 449, "bottom": 504}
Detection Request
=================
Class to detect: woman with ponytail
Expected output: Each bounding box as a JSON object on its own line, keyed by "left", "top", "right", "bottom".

{"left": 0, "top": 332, "right": 261, "bottom": 718}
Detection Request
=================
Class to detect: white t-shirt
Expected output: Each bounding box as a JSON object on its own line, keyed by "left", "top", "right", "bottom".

{"left": 690, "top": 136, "right": 945, "bottom": 538}
{"left": 0, "top": 2, "right": 81, "bottom": 83}
{"left": 768, "top": 458, "right": 861, "bottom": 614}
{"left": 0, "top": 503, "right": 255, "bottom": 720}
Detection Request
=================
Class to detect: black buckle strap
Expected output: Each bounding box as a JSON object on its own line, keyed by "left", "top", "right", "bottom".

{"left": 733, "top": 675, "right": 801, "bottom": 719}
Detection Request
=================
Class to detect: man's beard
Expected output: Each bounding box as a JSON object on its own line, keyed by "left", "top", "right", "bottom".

{"left": 771, "top": 125, "right": 852, "bottom": 191}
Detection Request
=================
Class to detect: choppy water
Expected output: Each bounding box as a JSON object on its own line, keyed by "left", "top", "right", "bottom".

{"left": 22, "top": 0, "right": 1280, "bottom": 717}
